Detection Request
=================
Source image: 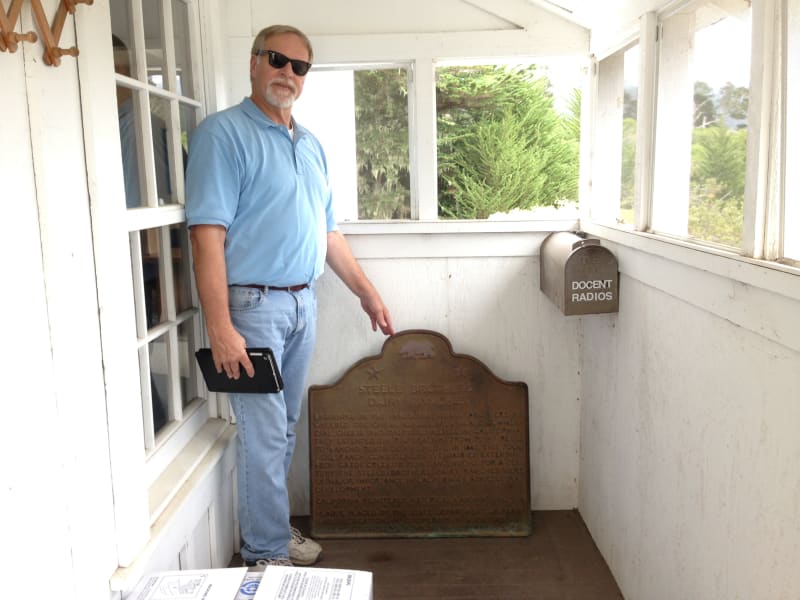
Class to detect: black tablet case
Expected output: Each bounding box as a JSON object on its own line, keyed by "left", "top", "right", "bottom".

{"left": 195, "top": 348, "right": 284, "bottom": 393}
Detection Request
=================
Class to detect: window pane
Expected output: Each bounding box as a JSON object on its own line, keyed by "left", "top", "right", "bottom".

{"left": 140, "top": 229, "right": 166, "bottom": 328}
{"left": 179, "top": 102, "right": 197, "bottom": 177}
{"left": 142, "top": 0, "right": 166, "bottom": 88}
{"left": 593, "top": 46, "right": 638, "bottom": 225}
{"left": 172, "top": 0, "right": 195, "bottom": 98}
{"left": 785, "top": 0, "right": 800, "bottom": 261}
{"left": 653, "top": 2, "right": 750, "bottom": 247}
{"left": 293, "top": 67, "right": 411, "bottom": 221}
{"left": 621, "top": 46, "right": 639, "bottom": 225}
{"left": 117, "top": 86, "right": 146, "bottom": 208}
{"left": 353, "top": 69, "right": 411, "bottom": 219}
{"left": 436, "top": 60, "right": 582, "bottom": 219}
{"left": 110, "top": 5, "right": 139, "bottom": 79}
{"left": 178, "top": 319, "right": 199, "bottom": 408}
{"left": 149, "top": 335, "right": 170, "bottom": 434}
{"left": 149, "top": 94, "right": 178, "bottom": 205}
{"left": 170, "top": 223, "right": 193, "bottom": 313}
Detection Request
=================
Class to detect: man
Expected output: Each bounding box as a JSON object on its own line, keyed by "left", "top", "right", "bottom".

{"left": 185, "top": 25, "right": 394, "bottom": 570}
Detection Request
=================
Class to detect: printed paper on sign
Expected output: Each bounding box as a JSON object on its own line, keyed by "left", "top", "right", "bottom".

{"left": 125, "top": 567, "right": 248, "bottom": 600}
{"left": 253, "top": 566, "right": 372, "bottom": 600}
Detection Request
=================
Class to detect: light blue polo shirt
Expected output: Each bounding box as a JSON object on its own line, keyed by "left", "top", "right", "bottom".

{"left": 185, "top": 97, "right": 337, "bottom": 287}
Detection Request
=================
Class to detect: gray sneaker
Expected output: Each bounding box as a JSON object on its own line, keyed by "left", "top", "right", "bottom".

{"left": 289, "top": 526, "right": 322, "bottom": 566}
{"left": 245, "top": 557, "right": 293, "bottom": 572}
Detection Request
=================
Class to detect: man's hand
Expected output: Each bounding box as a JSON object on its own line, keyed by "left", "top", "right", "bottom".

{"left": 210, "top": 326, "right": 255, "bottom": 380}
{"left": 360, "top": 292, "right": 394, "bottom": 335}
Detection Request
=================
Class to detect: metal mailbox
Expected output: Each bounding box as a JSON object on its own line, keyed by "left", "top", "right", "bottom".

{"left": 540, "top": 231, "right": 619, "bottom": 315}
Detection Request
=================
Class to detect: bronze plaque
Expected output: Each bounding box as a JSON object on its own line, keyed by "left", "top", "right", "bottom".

{"left": 309, "top": 330, "right": 531, "bottom": 538}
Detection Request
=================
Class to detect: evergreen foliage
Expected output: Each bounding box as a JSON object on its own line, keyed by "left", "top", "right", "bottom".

{"left": 620, "top": 117, "right": 637, "bottom": 217}
{"left": 689, "top": 123, "right": 747, "bottom": 246}
{"left": 436, "top": 65, "right": 580, "bottom": 219}
{"left": 350, "top": 66, "right": 748, "bottom": 241}
{"left": 353, "top": 69, "right": 411, "bottom": 219}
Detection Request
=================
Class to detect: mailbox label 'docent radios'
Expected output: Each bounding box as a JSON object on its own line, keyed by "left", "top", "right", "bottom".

{"left": 540, "top": 232, "right": 619, "bottom": 316}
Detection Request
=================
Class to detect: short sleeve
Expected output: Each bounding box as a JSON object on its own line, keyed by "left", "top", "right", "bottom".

{"left": 185, "top": 120, "right": 241, "bottom": 229}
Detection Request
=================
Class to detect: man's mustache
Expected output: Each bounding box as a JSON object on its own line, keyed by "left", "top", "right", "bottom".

{"left": 269, "top": 78, "right": 297, "bottom": 94}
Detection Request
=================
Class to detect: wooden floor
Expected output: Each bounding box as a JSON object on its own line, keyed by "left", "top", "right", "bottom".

{"left": 231, "top": 510, "right": 624, "bottom": 599}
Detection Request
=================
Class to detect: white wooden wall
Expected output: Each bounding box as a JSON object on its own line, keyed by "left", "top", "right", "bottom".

{"left": 0, "top": 45, "right": 74, "bottom": 600}
{"left": 0, "top": 2, "right": 117, "bottom": 598}
{"left": 578, "top": 230, "right": 800, "bottom": 599}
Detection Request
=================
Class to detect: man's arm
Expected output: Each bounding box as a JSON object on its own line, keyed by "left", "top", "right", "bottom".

{"left": 190, "top": 224, "right": 254, "bottom": 378}
{"left": 326, "top": 230, "right": 395, "bottom": 335}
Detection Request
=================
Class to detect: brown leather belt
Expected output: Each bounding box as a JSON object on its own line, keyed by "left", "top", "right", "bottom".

{"left": 239, "top": 283, "right": 309, "bottom": 292}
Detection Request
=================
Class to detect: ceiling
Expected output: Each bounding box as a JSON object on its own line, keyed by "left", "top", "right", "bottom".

{"left": 525, "top": 0, "right": 673, "bottom": 30}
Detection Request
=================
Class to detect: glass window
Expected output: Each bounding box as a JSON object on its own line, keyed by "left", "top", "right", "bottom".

{"left": 149, "top": 94, "right": 177, "bottom": 205}
{"left": 111, "top": 0, "right": 205, "bottom": 467}
{"left": 139, "top": 229, "right": 166, "bottom": 328}
{"left": 148, "top": 335, "right": 171, "bottom": 434}
{"left": 172, "top": 0, "right": 195, "bottom": 98}
{"left": 132, "top": 225, "right": 201, "bottom": 445}
{"left": 592, "top": 44, "right": 639, "bottom": 226}
{"left": 178, "top": 319, "right": 199, "bottom": 408}
{"left": 435, "top": 59, "right": 583, "bottom": 219}
{"left": 142, "top": 0, "right": 166, "bottom": 89}
{"left": 621, "top": 46, "right": 640, "bottom": 225}
{"left": 179, "top": 103, "right": 197, "bottom": 173}
{"left": 171, "top": 223, "right": 193, "bottom": 314}
{"left": 652, "top": 1, "right": 751, "bottom": 247}
{"left": 294, "top": 66, "right": 412, "bottom": 221}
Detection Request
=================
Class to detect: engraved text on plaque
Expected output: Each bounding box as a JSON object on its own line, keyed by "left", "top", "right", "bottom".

{"left": 309, "top": 330, "right": 531, "bottom": 538}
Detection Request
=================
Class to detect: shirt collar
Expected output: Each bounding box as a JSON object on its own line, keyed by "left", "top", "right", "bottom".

{"left": 241, "top": 97, "right": 308, "bottom": 141}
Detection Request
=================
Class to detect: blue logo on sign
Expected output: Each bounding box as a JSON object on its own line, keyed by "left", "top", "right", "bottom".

{"left": 240, "top": 581, "right": 260, "bottom": 596}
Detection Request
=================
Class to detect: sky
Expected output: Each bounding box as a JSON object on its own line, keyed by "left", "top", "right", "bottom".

{"left": 624, "top": 9, "right": 752, "bottom": 91}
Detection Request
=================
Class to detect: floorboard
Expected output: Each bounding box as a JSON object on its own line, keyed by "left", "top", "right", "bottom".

{"left": 230, "top": 510, "right": 624, "bottom": 599}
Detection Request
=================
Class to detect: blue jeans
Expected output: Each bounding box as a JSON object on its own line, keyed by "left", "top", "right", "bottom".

{"left": 227, "top": 284, "right": 317, "bottom": 561}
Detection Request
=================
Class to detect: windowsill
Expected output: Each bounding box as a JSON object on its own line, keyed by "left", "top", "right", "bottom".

{"left": 581, "top": 221, "right": 800, "bottom": 301}
{"left": 338, "top": 217, "right": 581, "bottom": 235}
{"left": 336, "top": 217, "right": 581, "bottom": 260}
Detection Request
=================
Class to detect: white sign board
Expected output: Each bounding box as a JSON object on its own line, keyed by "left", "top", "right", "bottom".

{"left": 125, "top": 567, "right": 248, "bottom": 600}
{"left": 254, "top": 566, "right": 372, "bottom": 600}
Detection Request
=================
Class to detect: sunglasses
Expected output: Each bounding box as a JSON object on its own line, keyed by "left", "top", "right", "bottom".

{"left": 253, "top": 49, "right": 312, "bottom": 76}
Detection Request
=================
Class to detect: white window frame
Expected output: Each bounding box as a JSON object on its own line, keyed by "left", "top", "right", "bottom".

{"left": 308, "top": 25, "right": 589, "bottom": 227}
{"left": 583, "top": 0, "right": 800, "bottom": 286}
{"left": 784, "top": 0, "right": 800, "bottom": 263}
{"left": 78, "top": 0, "right": 223, "bottom": 567}
{"left": 118, "top": 0, "right": 210, "bottom": 491}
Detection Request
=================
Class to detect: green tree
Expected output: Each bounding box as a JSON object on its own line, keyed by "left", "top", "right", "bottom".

{"left": 563, "top": 88, "right": 581, "bottom": 143}
{"left": 691, "top": 124, "right": 746, "bottom": 202}
{"left": 718, "top": 82, "right": 749, "bottom": 124}
{"left": 620, "top": 117, "right": 637, "bottom": 219}
{"left": 694, "top": 81, "right": 718, "bottom": 127}
{"left": 436, "top": 65, "right": 579, "bottom": 219}
{"left": 689, "top": 182, "right": 744, "bottom": 246}
{"left": 353, "top": 69, "right": 411, "bottom": 219}
{"left": 623, "top": 87, "right": 638, "bottom": 119}
{"left": 689, "top": 124, "right": 747, "bottom": 246}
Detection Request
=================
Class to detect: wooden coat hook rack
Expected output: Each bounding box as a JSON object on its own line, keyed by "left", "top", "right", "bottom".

{"left": 0, "top": 0, "right": 93, "bottom": 66}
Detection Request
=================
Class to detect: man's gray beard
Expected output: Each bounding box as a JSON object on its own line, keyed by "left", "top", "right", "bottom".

{"left": 266, "top": 82, "right": 296, "bottom": 109}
